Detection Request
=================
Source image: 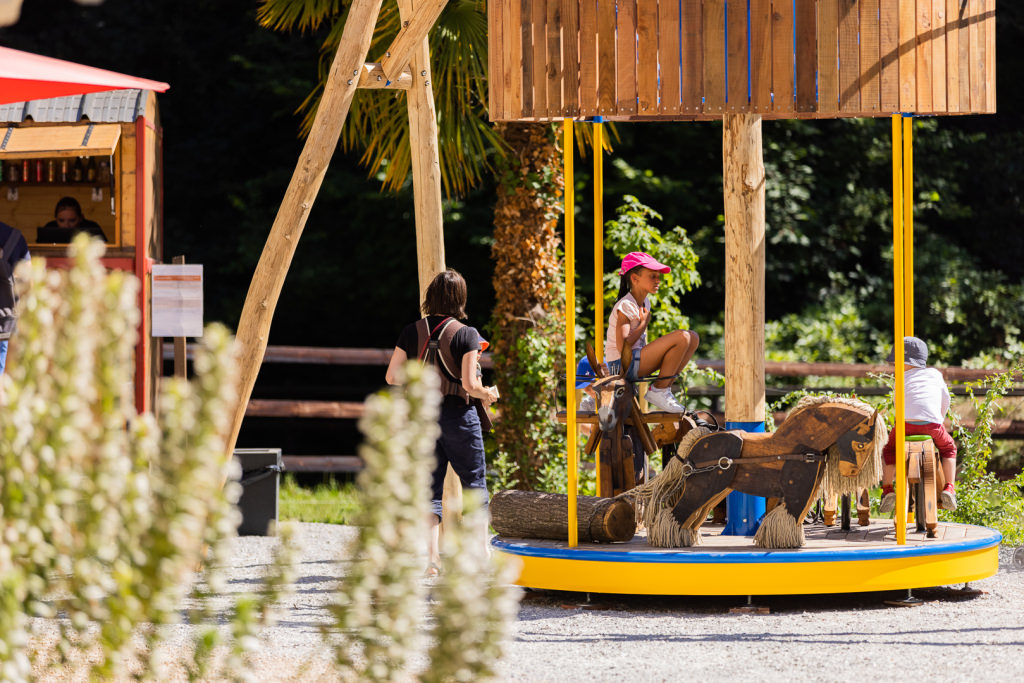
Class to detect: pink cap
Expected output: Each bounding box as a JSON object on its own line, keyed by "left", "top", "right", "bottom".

{"left": 620, "top": 252, "right": 670, "bottom": 275}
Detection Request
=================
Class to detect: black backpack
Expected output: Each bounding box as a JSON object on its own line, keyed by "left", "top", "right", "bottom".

{"left": 0, "top": 230, "right": 21, "bottom": 341}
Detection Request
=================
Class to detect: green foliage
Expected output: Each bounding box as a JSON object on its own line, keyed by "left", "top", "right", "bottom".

{"left": 948, "top": 358, "right": 1024, "bottom": 545}
{"left": 488, "top": 320, "right": 567, "bottom": 492}
{"left": 0, "top": 236, "right": 289, "bottom": 680}
{"left": 279, "top": 474, "right": 362, "bottom": 524}
{"left": 601, "top": 195, "right": 702, "bottom": 340}
{"left": 259, "top": 0, "right": 499, "bottom": 198}
{"left": 329, "top": 362, "right": 520, "bottom": 680}
{"left": 765, "top": 292, "right": 880, "bottom": 363}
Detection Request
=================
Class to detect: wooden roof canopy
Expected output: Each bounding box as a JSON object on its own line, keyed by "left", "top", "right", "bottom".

{"left": 487, "top": 0, "right": 996, "bottom": 122}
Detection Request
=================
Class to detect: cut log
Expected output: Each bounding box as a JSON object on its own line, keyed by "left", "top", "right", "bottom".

{"left": 490, "top": 490, "right": 635, "bottom": 543}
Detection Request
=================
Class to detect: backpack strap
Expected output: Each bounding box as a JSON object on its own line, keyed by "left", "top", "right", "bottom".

{"left": 414, "top": 316, "right": 467, "bottom": 398}
{"left": 1, "top": 229, "right": 19, "bottom": 262}
{"left": 417, "top": 316, "right": 452, "bottom": 360}
{"left": 435, "top": 319, "right": 466, "bottom": 382}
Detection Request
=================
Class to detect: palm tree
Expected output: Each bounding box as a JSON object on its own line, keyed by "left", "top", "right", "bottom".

{"left": 257, "top": 0, "right": 566, "bottom": 487}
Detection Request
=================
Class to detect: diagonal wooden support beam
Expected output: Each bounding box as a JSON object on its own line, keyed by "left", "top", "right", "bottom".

{"left": 225, "top": 0, "right": 384, "bottom": 460}
{"left": 379, "top": 0, "right": 448, "bottom": 83}
{"left": 358, "top": 62, "right": 412, "bottom": 89}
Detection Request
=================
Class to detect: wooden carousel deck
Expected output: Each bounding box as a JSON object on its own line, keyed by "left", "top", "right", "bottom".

{"left": 492, "top": 520, "right": 1000, "bottom": 596}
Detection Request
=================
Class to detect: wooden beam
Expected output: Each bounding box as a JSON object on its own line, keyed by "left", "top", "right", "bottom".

{"left": 723, "top": 113, "right": 766, "bottom": 424}
{"left": 247, "top": 399, "right": 365, "bottom": 419}
{"left": 399, "top": 0, "right": 445, "bottom": 299}
{"left": 379, "top": 0, "right": 448, "bottom": 84}
{"left": 226, "top": 0, "right": 384, "bottom": 459}
{"left": 358, "top": 62, "right": 412, "bottom": 89}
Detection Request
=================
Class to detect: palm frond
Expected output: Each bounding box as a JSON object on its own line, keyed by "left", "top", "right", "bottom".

{"left": 257, "top": 0, "right": 343, "bottom": 32}
{"left": 264, "top": 0, "right": 500, "bottom": 198}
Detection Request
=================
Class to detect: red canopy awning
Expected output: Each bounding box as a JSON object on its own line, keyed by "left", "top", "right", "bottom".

{"left": 0, "top": 45, "right": 169, "bottom": 105}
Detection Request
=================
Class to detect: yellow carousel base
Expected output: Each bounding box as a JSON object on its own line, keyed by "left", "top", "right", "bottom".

{"left": 492, "top": 520, "right": 1000, "bottom": 596}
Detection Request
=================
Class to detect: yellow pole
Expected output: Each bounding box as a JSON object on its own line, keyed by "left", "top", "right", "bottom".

{"left": 593, "top": 121, "right": 604, "bottom": 498}
{"left": 564, "top": 119, "right": 578, "bottom": 548}
{"left": 902, "top": 116, "right": 914, "bottom": 337}
{"left": 594, "top": 122, "right": 605, "bottom": 362}
{"left": 891, "top": 114, "right": 907, "bottom": 545}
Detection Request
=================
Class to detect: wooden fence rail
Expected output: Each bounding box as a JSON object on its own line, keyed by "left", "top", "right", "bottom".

{"left": 164, "top": 346, "right": 1024, "bottom": 472}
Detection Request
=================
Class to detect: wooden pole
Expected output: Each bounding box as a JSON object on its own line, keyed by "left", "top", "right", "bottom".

{"left": 722, "top": 113, "right": 767, "bottom": 537}
{"left": 397, "top": 0, "right": 458, "bottom": 529}
{"left": 172, "top": 255, "right": 187, "bottom": 380}
{"left": 225, "top": 0, "right": 384, "bottom": 459}
{"left": 723, "top": 114, "right": 766, "bottom": 424}
{"left": 399, "top": 0, "right": 445, "bottom": 300}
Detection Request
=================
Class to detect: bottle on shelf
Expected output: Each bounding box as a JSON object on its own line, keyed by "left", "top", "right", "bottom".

{"left": 4, "top": 161, "right": 18, "bottom": 183}
{"left": 96, "top": 158, "right": 111, "bottom": 183}
{"left": 60, "top": 159, "right": 68, "bottom": 183}
{"left": 46, "top": 159, "right": 56, "bottom": 183}
{"left": 21, "top": 160, "right": 29, "bottom": 183}
{"left": 72, "top": 157, "right": 84, "bottom": 182}
{"left": 34, "top": 159, "right": 43, "bottom": 183}
{"left": 85, "top": 156, "right": 97, "bottom": 183}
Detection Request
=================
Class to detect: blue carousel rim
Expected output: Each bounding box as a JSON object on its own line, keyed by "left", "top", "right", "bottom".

{"left": 490, "top": 523, "right": 1002, "bottom": 564}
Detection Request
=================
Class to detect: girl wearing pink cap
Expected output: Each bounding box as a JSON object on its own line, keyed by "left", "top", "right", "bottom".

{"left": 604, "top": 252, "right": 699, "bottom": 412}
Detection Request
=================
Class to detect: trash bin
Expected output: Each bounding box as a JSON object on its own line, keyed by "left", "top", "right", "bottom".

{"left": 233, "top": 448, "right": 284, "bottom": 536}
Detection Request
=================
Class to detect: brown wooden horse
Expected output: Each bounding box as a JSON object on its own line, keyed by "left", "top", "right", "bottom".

{"left": 631, "top": 397, "right": 884, "bottom": 549}
{"left": 587, "top": 347, "right": 654, "bottom": 494}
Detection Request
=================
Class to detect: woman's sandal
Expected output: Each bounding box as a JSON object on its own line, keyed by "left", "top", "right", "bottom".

{"left": 425, "top": 562, "right": 441, "bottom": 578}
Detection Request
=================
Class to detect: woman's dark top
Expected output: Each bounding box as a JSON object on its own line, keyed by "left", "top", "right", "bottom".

{"left": 40, "top": 219, "right": 107, "bottom": 243}
{"left": 396, "top": 315, "right": 483, "bottom": 403}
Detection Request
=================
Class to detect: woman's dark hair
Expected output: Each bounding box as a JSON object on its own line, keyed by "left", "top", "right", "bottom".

{"left": 422, "top": 268, "right": 468, "bottom": 318}
{"left": 55, "top": 196, "right": 84, "bottom": 218}
{"left": 616, "top": 266, "right": 642, "bottom": 302}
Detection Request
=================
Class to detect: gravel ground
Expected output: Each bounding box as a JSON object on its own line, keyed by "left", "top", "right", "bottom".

{"left": 28, "top": 523, "right": 1024, "bottom": 681}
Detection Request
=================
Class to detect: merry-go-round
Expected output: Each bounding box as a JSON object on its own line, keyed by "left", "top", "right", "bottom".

{"left": 224, "top": 1, "right": 1003, "bottom": 597}
{"left": 485, "top": 1, "right": 1002, "bottom": 597}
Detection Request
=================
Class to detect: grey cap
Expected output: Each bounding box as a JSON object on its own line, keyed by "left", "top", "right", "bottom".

{"left": 886, "top": 336, "right": 928, "bottom": 368}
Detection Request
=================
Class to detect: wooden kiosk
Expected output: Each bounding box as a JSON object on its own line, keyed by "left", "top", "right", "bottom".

{"left": 0, "top": 89, "right": 163, "bottom": 411}
{"left": 486, "top": 0, "right": 1002, "bottom": 595}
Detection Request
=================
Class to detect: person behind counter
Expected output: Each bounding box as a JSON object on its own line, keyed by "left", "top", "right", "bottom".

{"left": 39, "top": 197, "right": 107, "bottom": 243}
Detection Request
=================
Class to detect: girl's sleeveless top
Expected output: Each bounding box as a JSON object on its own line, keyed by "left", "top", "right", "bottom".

{"left": 604, "top": 292, "right": 649, "bottom": 363}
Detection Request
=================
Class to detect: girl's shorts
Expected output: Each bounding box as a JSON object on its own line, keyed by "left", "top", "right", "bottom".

{"left": 606, "top": 348, "right": 642, "bottom": 382}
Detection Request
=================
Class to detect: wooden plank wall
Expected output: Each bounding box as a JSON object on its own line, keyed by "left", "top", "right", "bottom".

{"left": 488, "top": 0, "right": 997, "bottom": 122}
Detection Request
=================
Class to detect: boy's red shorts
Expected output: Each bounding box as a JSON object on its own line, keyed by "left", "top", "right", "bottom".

{"left": 882, "top": 422, "right": 957, "bottom": 465}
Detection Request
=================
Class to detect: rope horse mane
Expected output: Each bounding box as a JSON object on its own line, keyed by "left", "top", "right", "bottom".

{"left": 618, "top": 395, "right": 885, "bottom": 548}
{"left": 789, "top": 394, "right": 885, "bottom": 500}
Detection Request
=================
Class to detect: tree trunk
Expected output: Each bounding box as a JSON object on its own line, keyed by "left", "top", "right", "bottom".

{"left": 490, "top": 490, "right": 636, "bottom": 543}
{"left": 490, "top": 122, "right": 565, "bottom": 488}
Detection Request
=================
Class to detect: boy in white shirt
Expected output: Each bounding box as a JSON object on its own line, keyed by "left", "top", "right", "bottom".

{"left": 879, "top": 336, "right": 958, "bottom": 512}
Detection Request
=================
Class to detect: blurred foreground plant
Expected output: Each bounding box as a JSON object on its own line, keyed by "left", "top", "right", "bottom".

{"left": 0, "top": 235, "right": 286, "bottom": 680}
{"left": 328, "top": 362, "right": 521, "bottom": 681}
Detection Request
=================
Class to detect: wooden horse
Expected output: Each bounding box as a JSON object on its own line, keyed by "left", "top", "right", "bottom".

{"left": 583, "top": 345, "right": 659, "bottom": 496}
{"left": 822, "top": 489, "right": 871, "bottom": 528}
{"left": 629, "top": 396, "right": 885, "bottom": 549}
{"left": 578, "top": 343, "right": 711, "bottom": 496}
{"left": 903, "top": 434, "right": 946, "bottom": 538}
